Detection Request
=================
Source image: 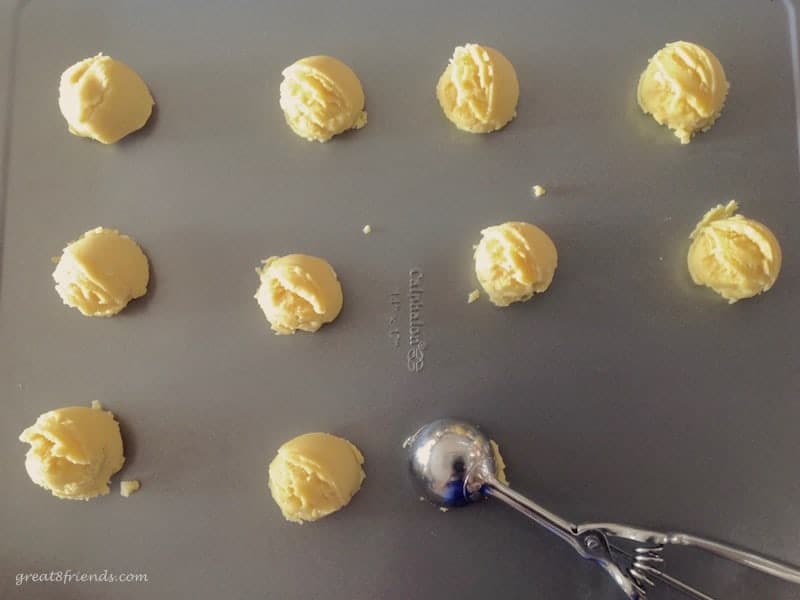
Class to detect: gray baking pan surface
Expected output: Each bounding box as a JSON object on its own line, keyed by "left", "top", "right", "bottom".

{"left": 1, "top": 1, "right": 799, "bottom": 599}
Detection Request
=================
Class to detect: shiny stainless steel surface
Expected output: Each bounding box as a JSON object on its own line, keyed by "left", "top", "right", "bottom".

{"left": 407, "top": 418, "right": 800, "bottom": 599}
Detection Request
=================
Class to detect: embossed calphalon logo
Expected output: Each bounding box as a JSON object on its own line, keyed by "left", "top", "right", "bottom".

{"left": 407, "top": 268, "right": 425, "bottom": 372}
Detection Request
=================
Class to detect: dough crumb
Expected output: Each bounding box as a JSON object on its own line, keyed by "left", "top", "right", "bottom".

{"left": 467, "top": 289, "right": 480, "bottom": 304}
{"left": 362, "top": 224, "right": 372, "bottom": 235}
{"left": 91, "top": 400, "right": 103, "bottom": 410}
{"left": 531, "top": 185, "right": 546, "bottom": 198}
{"left": 120, "top": 480, "right": 140, "bottom": 497}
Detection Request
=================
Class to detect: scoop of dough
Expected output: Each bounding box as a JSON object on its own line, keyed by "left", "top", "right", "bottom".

{"left": 436, "top": 43, "right": 519, "bottom": 133}
{"left": 637, "top": 41, "right": 729, "bottom": 144}
{"left": 688, "top": 200, "right": 781, "bottom": 303}
{"left": 279, "top": 55, "right": 367, "bottom": 142}
{"left": 58, "top": 54, "right": 154, "bottom": 144}
{"left": 19, "top": 403, "right": 125, "bottom": 500}
{"left": 254, "top": 254, "right": 343, "bottom": 334}
{"left": 474, "top": 221, "right": 558, "bottom": 307}
{"left": 268, "top": 432, "right": 365, "bottom": 523}
{"left": 53, "top": 227, "right": 149, "bottom": 317}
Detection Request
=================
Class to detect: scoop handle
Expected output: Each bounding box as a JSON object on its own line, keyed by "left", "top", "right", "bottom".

{"left": 586, "top": 522, "right": 800, "bottom": 585}
{"left": 483, "top": 478, "right": 577, "bottom": 544}
{"left": 483, "top": 480, "right": 644, "bottom": 599}
{"left": 669, "top": 533, "right": 800, "bottom": 585}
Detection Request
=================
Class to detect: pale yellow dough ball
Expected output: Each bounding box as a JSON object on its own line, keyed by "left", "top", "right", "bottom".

{"left": 474, "top": 221, "right": 558, "bottom": 307}
{"left": 437, "top": 43, "right": 519, "bottom": 133}
{"left": 268, "top": 432, "right": 365, "bottom": 523}
{"left": 19, "top": 402, "right": 125, "bottom": 500}
{"left": 254, "top": 254, "right": 343, "bottom": 335}
{"left": 58, "top": 54, "right": 154, "bottom": 144}
{"left": 279, "top": 55, "right": 367, "bottom": 142}
{"left": 688, "top": 200, "right": 781, "bottom": 303}
{"left": 53, "top": 227, "right": 149, "bottom": 317}
{"left": 637, "top": 41, "right": 729, "bottom": 144}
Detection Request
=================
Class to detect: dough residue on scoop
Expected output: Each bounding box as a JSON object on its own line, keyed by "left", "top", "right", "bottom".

{"left": 490, "top": 439, "right": 508, "bottom": 485}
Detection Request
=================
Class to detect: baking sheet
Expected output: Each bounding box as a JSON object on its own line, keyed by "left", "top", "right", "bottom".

{"left": 1, "top": 1, "right": 800, "bottom": 598}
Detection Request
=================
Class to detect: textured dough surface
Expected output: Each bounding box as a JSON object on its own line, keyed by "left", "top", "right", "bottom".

{"left": 474, "top": 221, "right": 558, "bottom": 307}
{"left": 53, "top": 227, "right": 149, "bottom": 317}
{"left": 279, "top": 55, "right": 367, "bottom": 142}
{"left": 638, "top": 41, "right": 729, "bottom": 144}
{"left": 688, "top": 200, "right": 781, "bottom": 303}
{"left": 254, "top": 254, "right": 343, "bottom": 334}
{"left": 437, "top": 43, "right": 519, "bottom": 133}
{"left": 19, "top": 403, "right": 124, "bottom": 500}
{"left": 59, "top": 54, "right": 154, "bottom": 144}
{"left": 268, "top": 432, "right": 365, "bottom": 523}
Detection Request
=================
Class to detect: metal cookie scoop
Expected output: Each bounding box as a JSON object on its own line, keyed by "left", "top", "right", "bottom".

{"left": 406, "top": 418, "right": 800, "bottom": 600}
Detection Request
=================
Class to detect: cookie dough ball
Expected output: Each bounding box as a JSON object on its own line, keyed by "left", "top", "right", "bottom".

{"left": 58, "top": 54, "right": 154, "bottom": 144}
{"left": 474, "top": 221, "right": 558, "bottom": 307}
{"left": 437, "top": 43, "right": 519, "bottom": 133}
{"left": 279, "top": 55, "right": 367, "bottom": 142}
{"left": 53, "top": 227, "right": 149, "bottom": 317}
{"left": 268, "top": 432, "right": 365, "bottom": 523}
{"left": 19, "top": 402, "right": 125, "bottom": 500}
{"left": 688, "top": 200, "right": 781, "bottom": 303}
{"left": 254, "top": 254, "right": 343, "bottom": 335}
{"left": 637, "top": 41, "right": 729, "bottom": 144}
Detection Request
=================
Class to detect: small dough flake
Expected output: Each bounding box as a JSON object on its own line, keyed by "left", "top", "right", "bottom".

{"left": 120, "top": 480, "right": 140, "bottom": 497}
{"left": 531, "top": 185, "right": 546, "bottom": 198}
